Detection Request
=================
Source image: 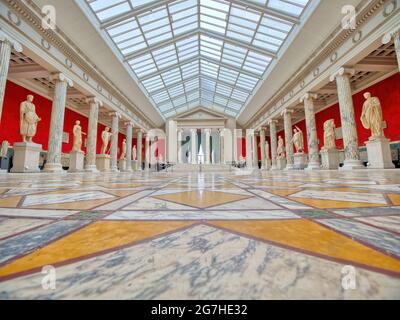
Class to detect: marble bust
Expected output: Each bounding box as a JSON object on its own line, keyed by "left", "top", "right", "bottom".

{"left": 277, "top": 136, "right": 286, "bottom": 159}
{"left": 323, "top": 119, "right": 336, "bottom": 150}
{"left": 291, "top": 126, "right": 304, "bottom": 153}
{"left": 120, "top": 139, "right": 127, "bottom": 160}
{"left": 132, "top": 145, "right": 137, "bottom": 161}
{"left": 20, "top": 95, "right": 41, "bottom": 143}
{"left": 72, "top": 120, "right": 86, "bottom": 152}
{"left": 100, "top": 127, "right": 113, "bottom": 154}
{"left": 361, "top": 92, "right": 385, "bottom": 140}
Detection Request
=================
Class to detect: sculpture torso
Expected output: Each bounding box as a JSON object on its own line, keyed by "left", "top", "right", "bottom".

{"left": 20, "top": 100, "right": 40, "bottom": 141}
{"left": 277, "top": 138, "right": 285, "bottom": 159}
{"left": 292, "top": 130, "right": 304, "bottom": 153}
{"left": 72, "top": 124, "right": 83, "bottom": 151}
{"left": 323, "top": 120, "right": 336, "bottom": 150}
{"left": 361, "top": 96, "right": 384, "bottom": 139}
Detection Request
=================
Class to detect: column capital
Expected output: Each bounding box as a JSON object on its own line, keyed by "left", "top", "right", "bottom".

{"left": 268, "top": 119, "right": 278, "bottom": 125}
{"left": 0, "top": 30, "right": 22, "bottom": 52}
{"left": 136, "top": 128, "right": 143, "bottom": 134}
{"left": 300, "top": 93, "right": 318, "bottom": 103}
{"left": 190, "top": 128, "right": 197, "bottom": 134}
{"left": 49, "top": 72, "right": 73, "bottom": 87}
{"left": 281, "top": 108, "right": 294, "bottom": 117}
{"left": 329, "top": 67, "right": 355, "bottom": 82}
{"left": 86, "top": 96, "right": 103, "bottom": 107}
{"left": 382, "top": 27, "right": 400, "bottom": 44}
{"left": 203, "top": 128, "right": 212, "bottom": 134}
{"left": 109, "top": 111, "right": 121, "bottom": 118}
{"left": 124, "top": 121, "right": 134, "bottom": 127}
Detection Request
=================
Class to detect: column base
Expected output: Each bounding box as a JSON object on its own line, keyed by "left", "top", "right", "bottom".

{"left": 276, "top": 159, "right": 286, "bottom": 170}
{"left": 118, "top": 159, "right": 126, "bottom": 171}
{"left": 69, "top": 150, "right": 85, "bottom": 172}
{"left": 293, "top": 153, "right": 308, "bottom": 170}
{"left": 320, "top": 148, "right": 340, "bottom": 170}
{"left": 43, "top": 162, "right": 65, "bottom": 173}
{"left": 365, "top": 137, "right": 395, "bottom": 169}
{"left": 305, "top": 162, "right": 321, "bottom": 171}
{"left": 339, "top": 159, "right": 365, "bottom": 171}
{"left": 11, "top": 142, "right": 42, "bottom": 173}
{"left": 284, "top": 163, "right": 295, "bottom": 171}
{"left": 85, "top": 165, "right": 99, "bottom": 173}
{"left": 96, "top": 154, "right": 111, "bottom": 172}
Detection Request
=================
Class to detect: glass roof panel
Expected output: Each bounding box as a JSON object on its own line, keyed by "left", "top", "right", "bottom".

{"left": 83, "top": 0, "right": 312, "bottom": 118}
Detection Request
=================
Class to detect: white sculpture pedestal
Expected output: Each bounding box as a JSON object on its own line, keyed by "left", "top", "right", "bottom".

{"left": 294, "top": 153, "right": 307, "bottom": 170}
{"left": 11, "top": 142, "right": 42, "bottom": 173}
{"left": 365, "top": 138, "right": 395, "bottom": 169}
{"left": 276, "top": 159, "right": 286, "bottom": 170}
{"left": 263, "top": 159, "right": 271, "bottom": 170}
{"left": 69, "top": 150, "right": 85, "bottom": 172}
{"left": 321, "top": 148, "right": 340, "bottom": 170}
{"left": 96, "top": 154, "right": 111, "bottom": 172}
{"left": 118, "top": 159, "right": 126, "bottom": 171}
{"left": 131, "top": 160, "right": 138, "bottom": 171}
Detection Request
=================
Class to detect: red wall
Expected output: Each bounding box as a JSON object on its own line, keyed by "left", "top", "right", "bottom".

{"left": 0, "top": 80, "right": 127, "bottom": 155}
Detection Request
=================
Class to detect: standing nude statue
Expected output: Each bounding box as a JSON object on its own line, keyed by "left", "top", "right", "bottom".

{"left": 291, "top": 126, "right": 304, "bottom": 153}
{"left": 72, "top": 120, "right": 86, "bottom": 152}
{"left": 100, "top": 127, "right": 114, "bottom": 154}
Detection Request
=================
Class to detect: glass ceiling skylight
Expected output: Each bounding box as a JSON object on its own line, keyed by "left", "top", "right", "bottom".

{"left": 82, "top": 0, "right": 311, "bottom": 118}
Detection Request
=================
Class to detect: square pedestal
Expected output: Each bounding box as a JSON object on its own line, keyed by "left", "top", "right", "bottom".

{"left": 118, "top": 159, "right": 126, "bottom": 171}
{"left": 263, "top": 159, "right": 271, "bottom": 170}
{"left": 321, "top": 148, "right": 339, "bottom": 170}
{"left": 365, "top": 138, "right": 395, "bottom": 169}
{"left": 132, "top": 160, "right": 139, "bottom": 171}
{"left": 96, "top": 154, "right": 111, "bottom": 172}
{"left": 294, "top": 153, "right": 308, "bottom": 170}
{"left": 69, "top": 151, "right": 85, "bottom": 172}
{"left": 276, "top": 158, "right": 287, "bottom": 170}
{"left": 11, "top": 142, "right": 42, "bottom": 173}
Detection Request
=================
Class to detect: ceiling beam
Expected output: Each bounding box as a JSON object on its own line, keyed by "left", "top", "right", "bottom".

{"left": 8, "top": 64, "right": 50, "bottom": 79}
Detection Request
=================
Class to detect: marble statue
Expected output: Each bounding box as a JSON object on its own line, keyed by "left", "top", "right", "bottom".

{"left": 132, "top": 145, "right": 137, "bottom": 161}
{"left": 265, "top": 141, "right": 270, "bottom": 159}
{"left": 291, "top": 126, "right": 304, "bottom": 153}
{"left": 0, "top": 140, "right": 9, "bottom": 158}
{"left": 277, "top": 136, "right": 286, "bottom": 159}
{"left": 120, "top": 139, "right": 127, "bottom": 160}
{"left": 361, "top": 92, "right": 384, "bottom": 140}
{"left": 100, "top": 127, "right": 113, "bottom": 154}
{"left": 20, "top": 95, "right": 41, "bottom": 143}
{"left": 72, "top": 120, "right": 86, "bottom": 152}
{"left": 323, "top": 119, "right": 336, "bottom": 150}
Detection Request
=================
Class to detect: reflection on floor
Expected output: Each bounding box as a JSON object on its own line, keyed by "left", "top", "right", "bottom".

{"left": 0, "top": 169, "right": 399, "bottom": 299}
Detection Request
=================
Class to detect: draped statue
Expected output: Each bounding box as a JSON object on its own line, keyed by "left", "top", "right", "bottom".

{"left": 20, "top": 95, "right": 41, "bottom": 143}
{"left": 323, "top": 119, "right": 336, "bottom": 150}
{"left": 277, "top": 136, "right": 286, "bottom": 159}
{"left": 265, "top": 140, "right": 270, "bottom": 160}
{"left": 361, "top": 92, "right": 385, "bottom": 140}
{"left": 120, "top": 139, "right": 127, "bottom": 160}
{"left": 72, "top": 120, "right": 86, "bottom": 152}
{"left": 291, "top": 126, "right": 304, "bottom": 153}
{"left": 132, "top": 145, "right": 137, "bottom": 161}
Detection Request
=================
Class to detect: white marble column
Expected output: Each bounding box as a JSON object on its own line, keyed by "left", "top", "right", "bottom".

{"left": 245, "top": 129, "right": 254, "bottom": 168}
{"left": 85, "top": 97, "right": 102, "bottom": 172}
{"left": 137, "top": 129, "right": 143, "bottom": 170}
{"left": 144, "top": 134, "right": 150, "bottom": 171}
{"left": 269, "top": 120, "right": 278, "bottom": 170}
{"left": 233, "top": 129, "right": 238, "bottom": 163}
{"left": 383, "top": 28, "right": 400, "bottom": 72}
{"left": 301, "top": 93, "right": 321, "bottom": 170}
{"left": 191, "top": 129, "right": 197, "bottom": 164}
{"left": 252, "top": 131, "right": 259, "bottom": 169}
{"left": 204, "top": 129, "right": 211, "bottom": 165}
{"left": 0, "top": 31, "right": 22, "bottom": 122}
{"left": 177, "top": 129, "right": 183, "bottom": 164}
{"left": 282, "top": 109, "right": 295, "bottom": 170}
{"left": 259, "top": 128, "right": 267, "bottom": 169}
{"left": 125, "top": 122, "right": 133, "bottom": 172}
{"left": 219, "top": 129, "right": 225, "bottom": 164}
{"left": 44, "top": 73, "right": 73, "bottom": 172}
{"left": 330, "top": 68, "right": 364, "bottom": 170}
{"left": 109, "top": 112, "right": 120, "bottom": 172}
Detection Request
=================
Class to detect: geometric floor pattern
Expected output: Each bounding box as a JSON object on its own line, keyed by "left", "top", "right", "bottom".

{"left": 0, "top": 169, "right": 399, "bottom": 299}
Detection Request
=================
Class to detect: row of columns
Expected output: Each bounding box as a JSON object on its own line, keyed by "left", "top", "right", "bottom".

{"left": 250, "top": 67, "right": 371, "bottom": 171}
{"left": 0, "top": 32, "right": 147, "bottom": 173}
{"left": 177, "top": 128, "right": 226, "bottom": 165}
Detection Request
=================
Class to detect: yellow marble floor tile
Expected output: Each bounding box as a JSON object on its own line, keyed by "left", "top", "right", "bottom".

{"left": 255, "top": 181, "right": 302, "bottom": 187}
{"left": 0, "top": 196, "right": 22, "bottom": 208}
{"left": 308, "top": 187, "right": 372, "bottom": 193}
{"left": 209, "top": 220, "right": 400, "bottom": 274}
{"left": 102, "top": 190, "right": 139, "bottom": 197}
{"left": 153, "top": 191, "right": 251, "bottom": 209}
{"left": 264, "top": 189, "right": 300, "bottom": 196}
{"left": 0, "top": 221, "right": 195, "bottom": 278}
{"left": 98, "top": 183, "right": 144, "bottom": 188}
{"left": 289, "top": 197, "right": 385, "bottom": 209}
{"left": 388, "top": 194, "right": 400, "bottom": 205}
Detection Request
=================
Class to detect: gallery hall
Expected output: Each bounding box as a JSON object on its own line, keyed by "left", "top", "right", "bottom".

{"left": 0, "top": 0, "right": 399, "bottom": 300}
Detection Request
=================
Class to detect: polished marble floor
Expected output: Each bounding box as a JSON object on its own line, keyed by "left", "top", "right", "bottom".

{"left": 0, "top": 169, "right": 399, "bottom": 299}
